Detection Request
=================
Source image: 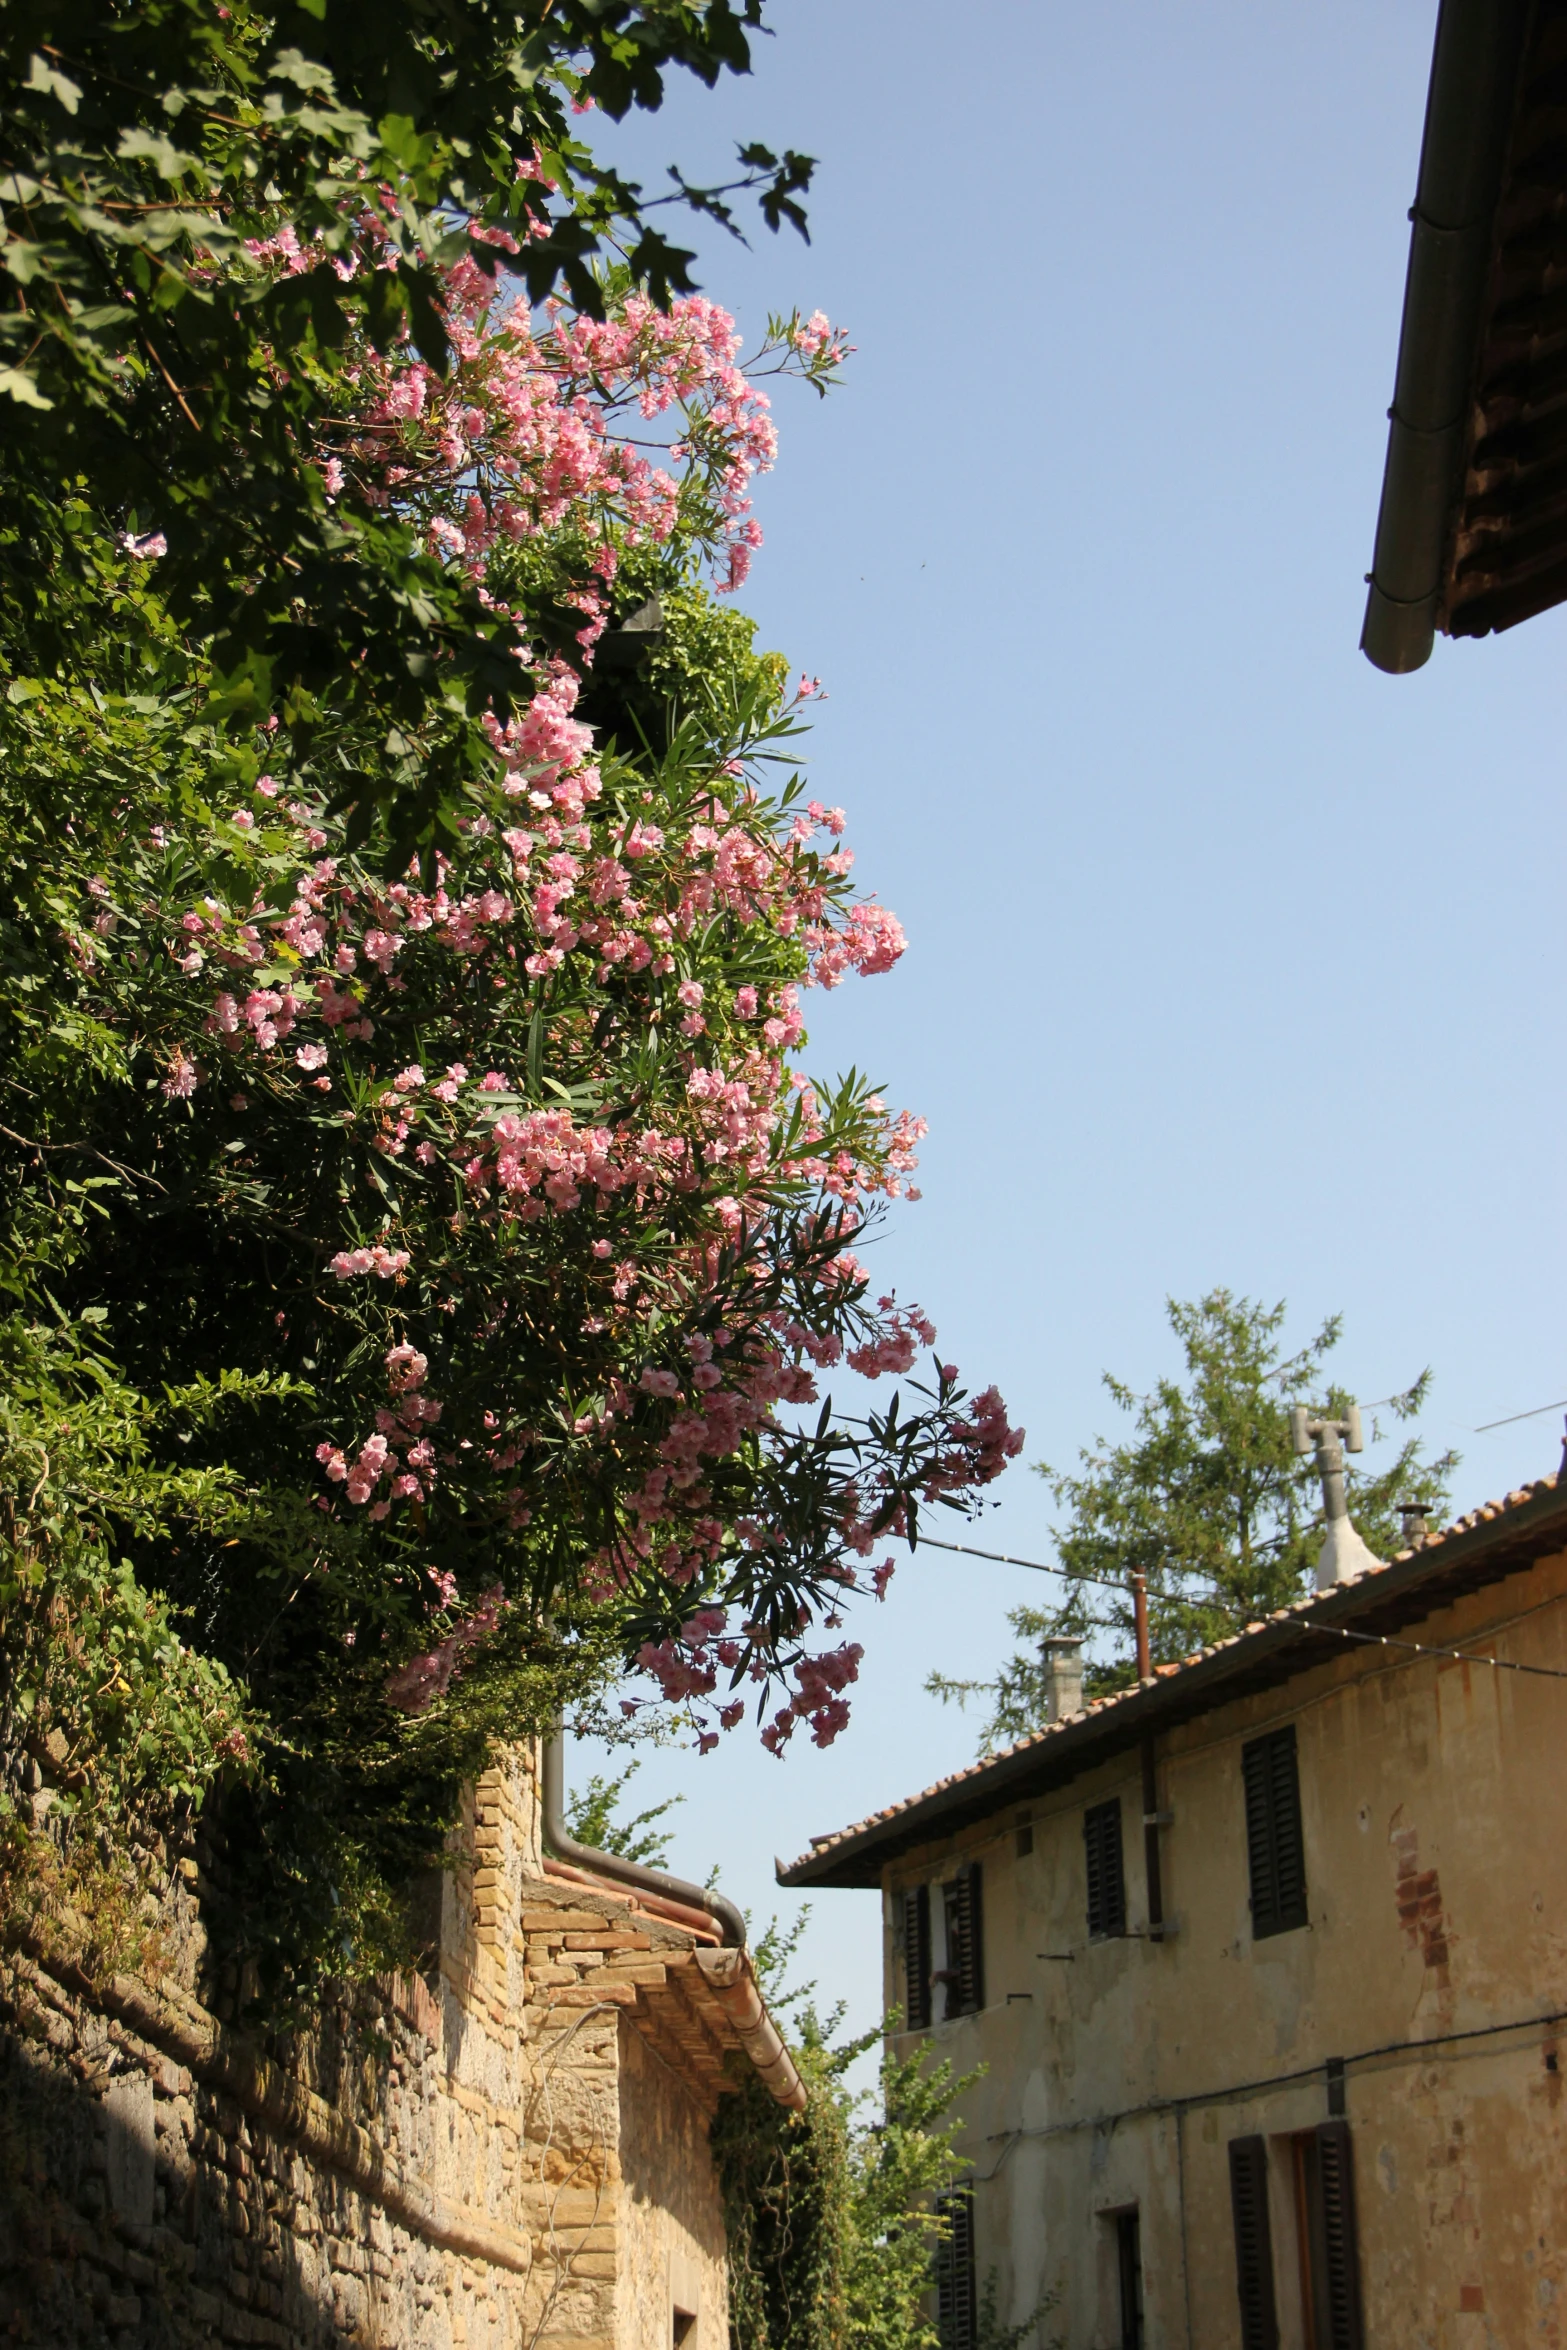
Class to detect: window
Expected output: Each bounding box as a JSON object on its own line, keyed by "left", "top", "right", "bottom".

{"left": 902, "top": 1884, "right": 932, "bottom": 2031}
{"left": 1228, "top": 2126, "right": 1364, "bottom": 2350}
{"left": 935, "top": 2186, "right": 977, "bottom": 2350}
{"left": 939, "top": 1863, "right": 984, "bottom": 2018}
{"left": 1243, "top": 1725, "right": 1308, "bottom": 1938}
{"left": 1115, "top": 2210, "right": 1144, "bottom": 2350}
{"left": 1227, "top": 2135, "right": 1279, "bottom": 2350}
{"left": 1084, "top": 1798, "right": 1127, "bottom": 1939}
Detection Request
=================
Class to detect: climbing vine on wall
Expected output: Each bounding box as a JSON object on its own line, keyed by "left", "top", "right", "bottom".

{"left": 712, "top": 1916, "right": 980, "bottom": 2350}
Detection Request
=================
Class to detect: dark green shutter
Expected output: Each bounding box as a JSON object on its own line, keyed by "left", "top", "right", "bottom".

{"left": 1085, "top": 1798, "right": 1127, "bottom": 1938}
{"left": 903, "top": 1883, "right": 931, "bottom": 2030}
{"left": 1228, "top": 2135, "right": 1279, "bottom": 2350}
{"left": 1243, "top": 1726, "right": 1308, "bottom": 1937}
{"left": 1311, "top": 2121, "right": 1364, "bottom": 2350}
{"left": 940, "top": 1864, "right": 984, "bottom": 2018}
{"left": 953, "top": 1862, "right": 983, "bottom": 2014}
{"left": 935, "top": 2186, "right": 977, "bottom": 2350}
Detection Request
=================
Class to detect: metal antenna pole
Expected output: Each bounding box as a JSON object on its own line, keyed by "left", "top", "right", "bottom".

{"left": 1132, "top": 1567, "right": 1151, "bottom": 1683}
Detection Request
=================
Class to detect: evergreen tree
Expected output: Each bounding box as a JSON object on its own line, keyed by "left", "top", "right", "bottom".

{"left": 929, "top": 1291, "right": 1456, "bottom": 1748}
{"left": 565, "top": 1760, "right": 683, "bottom": 1869}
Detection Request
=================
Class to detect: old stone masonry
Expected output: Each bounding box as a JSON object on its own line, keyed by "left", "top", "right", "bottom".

{"left": 0, "top": 1745, "right": 778, "bottom": 2348}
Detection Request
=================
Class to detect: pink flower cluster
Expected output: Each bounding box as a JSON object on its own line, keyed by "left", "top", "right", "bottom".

{"left": 808, "top": 902, "right": 908, "bottom": 989}
{"left": 848, "top": 1299, "right": 937, "bottom": 1380}
{"left": 161, "top": 1047, "right": 201, "bottom": 1100}
{"left": 131, "top": 261, "right": 1025, "bottom": 1761}
{"left": 328, "top": 1246, "right": 411, "bottom": 1280}
{"left": 924, "top": 1385, "right": 1028, "bottom": 1496}
{"left": 384, "top": 1584, "right": 506, "bottom": 1715}
{"left": 761, "top": 1642, "right": 864, "bottom": 1753}
{"left": 633, "top": 1611, "right": 862, "bottom": 1755}
{"left": 318, "top": 1344, "right": 442, "bottom": 1518}
{"left": 176, "top": 741, "right": 921, "bottom": 1231}
{"left": 329, "top": 275, "right": 837, "bottom": 632}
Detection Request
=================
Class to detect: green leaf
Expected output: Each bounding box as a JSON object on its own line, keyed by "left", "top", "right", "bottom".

{"left": 0, "top": 368, "right": 52, "bottom": 410}
{"left": 117, "top": 129, "right": 201, "bottom": 181}
{"left": 24, "top": 53, "right": 81, "bottom": 113}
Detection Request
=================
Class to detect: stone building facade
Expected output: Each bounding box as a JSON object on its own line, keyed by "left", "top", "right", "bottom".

{"left": 782, "top": 1473, "right": 1567, "bottom": 2350}
{"left": 0, "top": 1742, "right": 792, "bottom": 2347}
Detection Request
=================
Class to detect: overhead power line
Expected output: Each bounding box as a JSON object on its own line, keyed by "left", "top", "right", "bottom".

{"left": 920, "top": 1541, "right": 1567, "bottom": 1684}
{"left": 1474, "top": 1397, "right": 1567, "bottom": 1434}
{"left": 1299, "top": 1620, "right": 1567, "bottom": 1682}
{"left": 915, "top": 1535, "right": 1241, "bottom": 1610}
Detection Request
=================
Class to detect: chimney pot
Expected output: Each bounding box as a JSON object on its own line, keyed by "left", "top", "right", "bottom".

{"left": 1040, "top": 1635, "right": 1084, "bottom": 1723}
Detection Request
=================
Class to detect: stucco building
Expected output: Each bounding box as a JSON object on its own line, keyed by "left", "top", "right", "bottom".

{"left": 781, "top": 1472, "right": 1567, "bottom": 2350}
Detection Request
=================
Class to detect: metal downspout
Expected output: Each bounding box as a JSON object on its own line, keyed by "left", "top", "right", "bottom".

{"left": 539, "top": 1730, "right": 807, "bottom": 2110}
{"left": 540, "top": 1727, "right": 749, "bottom": 1947}
{"left": 1360, "top": 0, "right": 1532, "bottom": 674}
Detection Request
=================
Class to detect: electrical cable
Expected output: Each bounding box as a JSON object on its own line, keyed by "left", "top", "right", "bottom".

{"left": 915, "top": 1534, "right": 1245, "bottom": 1613}
{"left": 1475, "top": 1397, "right": 1567, "bottom": 1433}
{"left": 920, "top": 1540, "right": 1567, "bottom": 1678}
{"left": 1294, "top": 1618, "right": 1567, "bottom": 1682}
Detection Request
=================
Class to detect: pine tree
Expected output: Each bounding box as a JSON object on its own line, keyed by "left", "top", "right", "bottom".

{"left": 929, "top": 1291, "right": 1456, "bottom": 1748}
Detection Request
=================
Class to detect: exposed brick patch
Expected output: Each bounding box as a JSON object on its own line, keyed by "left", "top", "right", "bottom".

{"left": 1391, "top": 1824, "right": 1450, "bottom": 1969}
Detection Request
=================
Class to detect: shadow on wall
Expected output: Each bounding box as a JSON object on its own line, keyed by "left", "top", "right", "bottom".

{"left": 0, "top": 1973, "right": 449, "bottom": 2348}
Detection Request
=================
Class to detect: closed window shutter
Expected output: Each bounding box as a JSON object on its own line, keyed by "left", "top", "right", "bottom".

{"left": 1227, "top": 2136, "right": 1279, "bottom": 2350}
{"left": 1311, "top": 2121, "right": 1364, "bottom": 2350}
{"left": 903, "top": 1884, "right": 931, "bottom": 2030}
{"left": 1268, "top": 1732, "right": 1306, "bottom": 1922}
{"left": 935, "top": 2186, "right": 977, "bottom": 2350}
{"left": 1084, "top": 1799, "right": 1127, "bottom": 1938}
{"left": 1242, "top": 1726, "right": 1307, "bottom": 1938}
{"left": 953, "top": 1863, "right": 983, "bottom": 2015}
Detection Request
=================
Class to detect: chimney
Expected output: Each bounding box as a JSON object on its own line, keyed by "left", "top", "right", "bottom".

{"left": 1397, "top": 1500, "right": 1432, "bottom": 1549}
{"left": 1290, "top": 1404, "right": 1382, "bottom": 1589}
{"left": 1040, "top": 1635, "right": 1084, "bottom": 1723}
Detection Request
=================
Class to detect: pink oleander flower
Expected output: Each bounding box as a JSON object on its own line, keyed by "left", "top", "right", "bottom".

{"left": 128, "top": 267, "right": 1023, "bottom": 1767}
{"left": 328, "top": 1245, "right": 411, "bottom": 1280}
{"left": 384, "top": 1585, "right": 506, "bottom": 1714}
{"left": 160, "top": 1048, "right": 200, "bottom": 1100}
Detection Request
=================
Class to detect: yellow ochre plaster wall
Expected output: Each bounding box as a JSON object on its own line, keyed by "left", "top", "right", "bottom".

{"left": 882, "top": 1547, "right": 1567, "bottom": 2349}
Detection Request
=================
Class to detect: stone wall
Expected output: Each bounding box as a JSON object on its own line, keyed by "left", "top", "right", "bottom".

{"left": 0, "top": 1745, "right": 759, "bottom": 2349}
{"left": 615, "top": 2023, "right": 728, "bottom": 2350}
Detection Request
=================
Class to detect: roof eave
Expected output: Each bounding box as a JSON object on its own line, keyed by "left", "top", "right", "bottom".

{"left": 1361, "top": 0, "right": 1532, "bottom": 674}
{"left": 781, "top": 1478, "right": 1567, "bottom": 1889}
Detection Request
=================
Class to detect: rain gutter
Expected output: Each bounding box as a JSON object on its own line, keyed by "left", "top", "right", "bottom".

{"left": 540, "top": 1727, "right": 748, "bottom": 1948}
{"left": 1361, "top": 0, "right": 1532, "bottom": 673}
{"left": 541, "top": 1730, "right": 806, "bottom": 2111}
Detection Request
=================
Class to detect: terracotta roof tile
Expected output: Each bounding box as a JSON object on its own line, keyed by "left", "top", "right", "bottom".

{"left": 781, "top": 1475, "right": 1564, "bottom": 1882}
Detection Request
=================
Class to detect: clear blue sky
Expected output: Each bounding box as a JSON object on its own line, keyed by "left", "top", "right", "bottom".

{"left": 571, "top": 0, "right": 1567, "bottom": 2041}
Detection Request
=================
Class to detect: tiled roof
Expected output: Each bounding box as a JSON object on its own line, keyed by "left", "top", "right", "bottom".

{"left": 779, "top": 1474, "right": 1567, "bottom": 1889}
{"left": 1364, "top": 0, "right": 1567, "bottom": 670}
{"left": 535, "top": 1859, "right": 805, "bottom": 2108}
